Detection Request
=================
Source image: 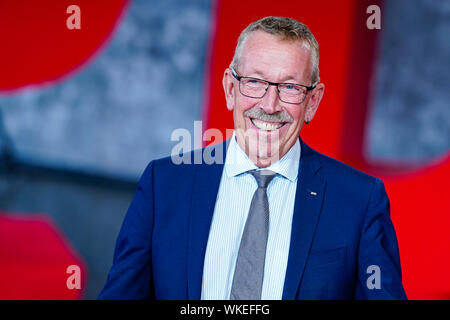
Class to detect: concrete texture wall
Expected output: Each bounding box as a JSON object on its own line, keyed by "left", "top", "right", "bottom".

{"left": 368, "top": 0, "right": 450, "bottom": 163}
{"left": 0, "top": 0, "right": 212, "bottom": 180}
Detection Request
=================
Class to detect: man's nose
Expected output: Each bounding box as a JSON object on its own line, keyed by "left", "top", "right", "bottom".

{"left": 260, "top": 85, "right": 282, "bottom": 114}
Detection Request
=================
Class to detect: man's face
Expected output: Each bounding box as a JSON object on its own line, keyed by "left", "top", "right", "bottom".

{"left": 223, "top": 31, "right": 324, "bottom": 167}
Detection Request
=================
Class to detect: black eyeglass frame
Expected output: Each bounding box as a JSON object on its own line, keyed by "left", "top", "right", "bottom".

{"left": 230, "top": 66, "right": 318, "bottom": 104}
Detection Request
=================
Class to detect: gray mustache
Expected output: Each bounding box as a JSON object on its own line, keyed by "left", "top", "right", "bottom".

{"left": 244, "top": 107, "right": 293, "bottom": 123}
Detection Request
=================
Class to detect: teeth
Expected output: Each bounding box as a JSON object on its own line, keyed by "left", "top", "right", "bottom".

{"left": 251, "top": 118, "right": 284, "bottom": 131}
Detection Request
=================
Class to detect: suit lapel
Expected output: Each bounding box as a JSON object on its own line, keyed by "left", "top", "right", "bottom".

{"left": 282, "top": 139, "right": 326, "bottom": 299}
{"left": 185, "top": 138, "right": 326, "bottom": 299}
{"left": 187, "top": 141, "right": 228, "bottom": 299}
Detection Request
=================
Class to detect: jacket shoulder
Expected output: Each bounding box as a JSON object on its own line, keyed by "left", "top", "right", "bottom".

{"left": 142, "top": 141, "right": 226, "bottom": 180}
{"left": 302, "top": 142, "right": 380, "bottom": 192}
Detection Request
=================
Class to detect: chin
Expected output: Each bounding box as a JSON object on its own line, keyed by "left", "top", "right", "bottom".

{"left": 247, "top": 140, "right": 283, "bottom": 163}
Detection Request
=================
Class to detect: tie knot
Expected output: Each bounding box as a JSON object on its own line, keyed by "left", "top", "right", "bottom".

{"left": 249, "top": 169, "right": 276, "bottom": 189}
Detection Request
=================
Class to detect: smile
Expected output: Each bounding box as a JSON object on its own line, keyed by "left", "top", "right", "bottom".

{"left": 250, "top": 118, "right": 286, "bottom": 131}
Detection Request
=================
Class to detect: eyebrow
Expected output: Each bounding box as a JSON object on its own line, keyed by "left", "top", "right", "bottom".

{"left": 247, "top": 69, "right": 300, "bottom": 83}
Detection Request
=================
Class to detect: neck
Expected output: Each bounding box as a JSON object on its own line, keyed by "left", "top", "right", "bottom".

{"left": 249, "top": 153, "right": 283, "bottom": 168}
{"left": 234, "top": 135, "right": 290, "bottom": 168}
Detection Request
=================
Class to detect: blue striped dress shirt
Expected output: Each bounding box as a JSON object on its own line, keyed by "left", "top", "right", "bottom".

{"left": 201, "top": 132, "right": 300, "bottom": 300}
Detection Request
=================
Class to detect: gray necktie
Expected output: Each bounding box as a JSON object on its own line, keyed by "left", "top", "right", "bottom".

{"left": 230, "top": 169, "right": 276, "bottom": 300}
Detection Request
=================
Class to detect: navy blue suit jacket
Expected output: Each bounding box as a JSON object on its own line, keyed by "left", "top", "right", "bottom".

{"left": 98, "top": 139, "right": 407, "bottom": 299}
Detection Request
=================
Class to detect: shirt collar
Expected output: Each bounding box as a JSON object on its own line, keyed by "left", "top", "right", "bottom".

{"left": 225, "top": 131, "right": 301, "bottom": 182}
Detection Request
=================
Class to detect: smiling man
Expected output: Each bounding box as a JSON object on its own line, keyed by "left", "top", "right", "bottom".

{"left": 99, "top": 16, "right": 407, "bottom": 300}
{"left": 223, "top": 25, "right": 324, "bottom": 168}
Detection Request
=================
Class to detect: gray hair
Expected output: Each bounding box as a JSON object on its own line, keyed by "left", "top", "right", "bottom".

{"left": 230, "top": 16, "right": 320, "bottom": 84}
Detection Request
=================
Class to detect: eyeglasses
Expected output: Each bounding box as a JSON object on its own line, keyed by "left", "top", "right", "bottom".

{"left": 230, "top": 67, "right": 317, "bottom": 104}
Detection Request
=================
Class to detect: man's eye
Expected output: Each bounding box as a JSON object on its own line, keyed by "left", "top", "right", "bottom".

{"left": 283, "top": 84, "right": 299, "bottom": 91}
{"left": 245, "top": 79, "right": 265, "bottom": 87}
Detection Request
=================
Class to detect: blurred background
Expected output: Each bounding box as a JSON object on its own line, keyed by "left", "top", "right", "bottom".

{"left": 0, "top": 0, "right": 448, "bottom": 299}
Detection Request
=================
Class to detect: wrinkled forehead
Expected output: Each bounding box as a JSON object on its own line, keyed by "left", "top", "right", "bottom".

{"left": 239, "top": 31, "right": 312, "bottom": 83}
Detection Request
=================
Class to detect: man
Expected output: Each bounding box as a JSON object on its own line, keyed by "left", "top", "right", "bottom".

{"left": 99, "top": 16, "right": 407, "bottom": 300}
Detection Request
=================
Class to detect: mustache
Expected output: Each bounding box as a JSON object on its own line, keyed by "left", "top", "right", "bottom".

{"left": 244, "top": 107, "right": 294, "bottom": 123}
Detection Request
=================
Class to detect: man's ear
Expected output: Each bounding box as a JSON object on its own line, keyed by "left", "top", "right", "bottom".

{"left": 304, "top": 82, "right": 325, "bottom": 123}
{"left": 223, "top": 68, "right": 235, "bottom": 111}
